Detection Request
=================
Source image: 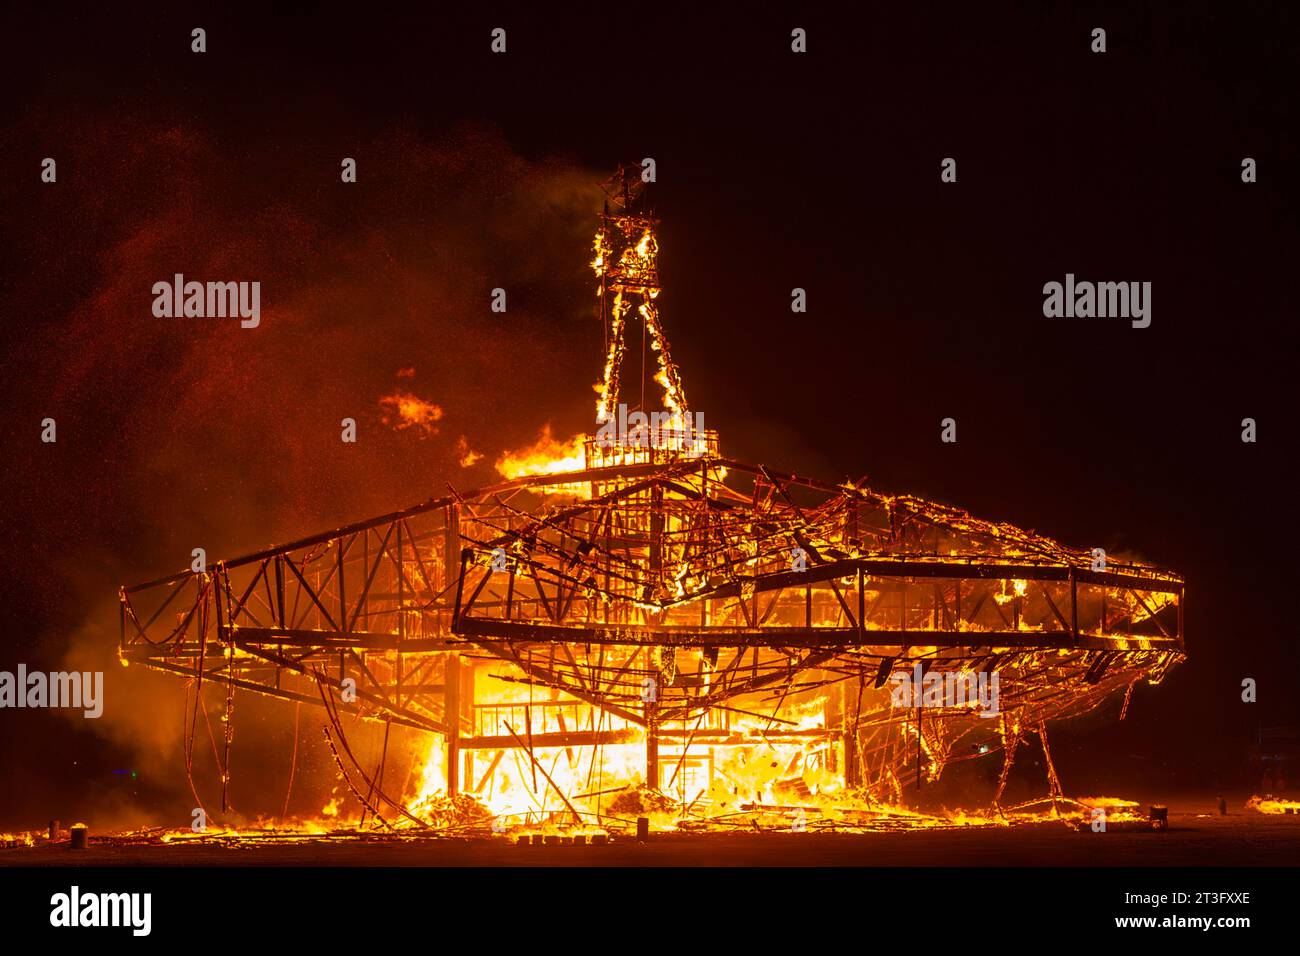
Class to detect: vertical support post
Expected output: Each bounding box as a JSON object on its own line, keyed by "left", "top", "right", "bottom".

{"left": 452, "top": 547, "right": 470, "bottom": 631}
{"left": 843, "top": 676, "right": 861, "bottom": 787}
{"left": 274, "top": 555, "right": 285, "bottom": 628}
{"left": 915, "top": 703, "right": 922, "bottom": 791}
{"left": 214, "top": 568, "right": 234, "bottom": 813}
{"left": 825, "top": 671, "right": 841, "bottom": 774}
{"left": 603, "top": 506, "right": 612, "bottom": 626}
{"left": 856, "top": 567, "right": 865, "bottom": 642}
{"left": 462, "top": 660, "right": 475, "bottom": 785}
{"left": 445, "top": 652, "right": 461, "bottom": 797}
{"left": 443, "top": 505, "right": 459, "bottom": 590}
{"left": 1177, "top": 588, "right": 1184, "bottom": 643}
{"left": 649, "top": 484, "right": 663, "bottom": 588}
{"left": 900, "top": 579, "right": 907, "bottom": 633}
{"left": 645, "top": 699, "right": 659, "bottom": 792}
{"left": 337, "top": 535, "right": 347, "bottom": 635}
{"left": 1069, "top": 569, "right": 1078, "bottom": 646}
{"left": 396, "top": 521, "right": 404, "bottom": 709}
{"left": 700, "top": 457, "right": 709, "bottom": 518}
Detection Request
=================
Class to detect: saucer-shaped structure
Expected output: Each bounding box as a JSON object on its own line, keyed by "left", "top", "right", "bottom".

{"left": 119, "top": 435, "right": 1183, "bottom": 809}
{"left": 118, "top": 165, "right": 1183, "bottom": 817}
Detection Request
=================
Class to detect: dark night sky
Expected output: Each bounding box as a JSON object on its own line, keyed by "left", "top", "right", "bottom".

{"left": 0, "top": 3, "right": 1296, "bottom": 828}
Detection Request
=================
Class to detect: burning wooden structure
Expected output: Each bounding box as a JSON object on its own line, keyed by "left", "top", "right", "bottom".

{"left": 118, "top": 166, "right": 1184, "bottom": 832}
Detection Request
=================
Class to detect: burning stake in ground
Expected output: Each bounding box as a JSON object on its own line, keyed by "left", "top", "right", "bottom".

{"left": 117, "top": 165, "right": 1185, "bottom": 838}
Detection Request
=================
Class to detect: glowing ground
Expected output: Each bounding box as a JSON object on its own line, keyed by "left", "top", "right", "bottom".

{"left": 3, "top": 793, "right": 1296, "bottom": 867}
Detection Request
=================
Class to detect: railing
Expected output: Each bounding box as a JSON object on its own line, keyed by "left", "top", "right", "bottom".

{"left": 584, "top": 427, "right": 720, "bottom": 469}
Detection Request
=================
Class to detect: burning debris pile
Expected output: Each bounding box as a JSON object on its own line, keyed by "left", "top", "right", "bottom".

{"left": 1246, "top": 796, "right": 1300, "bottom": 815}
{"left": 114, "top": 165, "right": 1185, "bottom": 840}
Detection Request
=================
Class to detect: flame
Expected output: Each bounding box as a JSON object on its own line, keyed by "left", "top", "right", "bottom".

{"left": 1247, "top": 795, "right": 1300, "bottom": 814}
{"left": 390, "top": 662, "right": 1154, "bottom": 839}
{"left": 993, "top": 579, "right": 1029, "bottom": 605}
{"left": 379, "top": 389, "right": 444, "bottom": 436}
{"left": 641, "top": 300, "right": 689, "bottom": 420}
{"left": 456, "top": 436, "right": 482, "bottom": 468}
{"left": 634, "top": 228, "right": 655, "bottom": 262}
{"left": 596, "top": 291, "right": 627, "bottom": 423}
{"left": 496, "top": 424, "right": 586, "bottom": 479}
{"left": 592, "top": 220, "right": 691, "bottom": 427}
